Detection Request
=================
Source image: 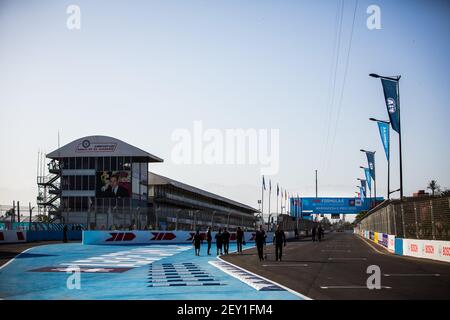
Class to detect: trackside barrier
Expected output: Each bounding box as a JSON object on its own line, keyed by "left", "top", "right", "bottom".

{"left": 82, "top": 230, "right": 282, "bottom": 245}
{"left": 356, "top": 229, "right": 450, "bottom": 263}
{"left": 0, "top": 230, "right": 27, "bottom": 243}
{"left": 26, "top": 230, "right": 82, "bottom": 242}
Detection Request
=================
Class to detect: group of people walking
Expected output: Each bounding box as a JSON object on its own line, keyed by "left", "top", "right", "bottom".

{"left": 311, "top": 225, "right": 324, "bottom": 242}
{"left": 192, "top": 226, "right": 246, "bottom": 256}
{"left": 193, "top": 224, "right": 288, "bottom": 262}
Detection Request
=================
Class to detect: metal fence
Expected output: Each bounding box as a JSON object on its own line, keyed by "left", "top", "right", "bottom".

{"left": 356, "top": 196, "right": 450, "bottom": 240}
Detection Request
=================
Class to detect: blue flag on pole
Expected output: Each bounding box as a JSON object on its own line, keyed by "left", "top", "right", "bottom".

{"left": 360, "top": 180, "right": 367, "bottom": 197}
{"left": 377, "top": 121, "right": 390, "bottom": 160}
{"left": 364, "top": 168, "right": 372, "bottom": 191}
{"left": 381, "top": 78, "right": 400, "bottom": 134}
{"left": 359, "top": 187, "right": 365, "bottom": 201}
{"left": 366, "top": 152, "right": 376, "bottom": 181}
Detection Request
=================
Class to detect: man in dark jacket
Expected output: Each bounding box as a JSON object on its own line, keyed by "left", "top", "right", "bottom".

{"left": 273, "top": 225, "right": 287, "bottom": 261}
{"left": 222, "top": 228, "right": 230, "bottom": 254}
{"left": 192, "top": 230, "right": 203, "bottom": 256}
{"left": 215, "top": 229, "right": 223, "bottom": 255}
{"left": 255, "top": 225, "right": 266, "bottom": 261}
{"left": 206, "top": 227, "right": 212, "bottom": 255}
{"left": 236, "top": 227, "right": 244, "bottom": 253}
{"left": 317, "top": 225, "right": 323, "bottom": 242}
{"left": 312, "top": 225, "right": 317, "bottom": 242}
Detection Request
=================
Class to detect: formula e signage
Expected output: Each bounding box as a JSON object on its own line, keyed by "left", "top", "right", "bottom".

{"left": 297, "top": 197, "right": 379, "bottom": 215}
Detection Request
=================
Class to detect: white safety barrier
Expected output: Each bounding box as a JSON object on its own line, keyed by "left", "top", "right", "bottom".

{"left": 83, "top": 230, "right": 280, "bottom": 245}
{"left": 402, "top": 238, "right": 450, "bottom": 263}
{"left": 356, "top": 229, "right": 450, "bottom": 263}
{"left": 0, "top": 230, "right": 27, "bottom": 243}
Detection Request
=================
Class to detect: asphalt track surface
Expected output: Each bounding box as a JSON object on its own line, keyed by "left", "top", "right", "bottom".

{"left": 222, "top": 231, "right": 450, "bottom": 300}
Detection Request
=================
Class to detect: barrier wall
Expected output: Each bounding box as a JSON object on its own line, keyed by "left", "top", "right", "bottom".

{"left": 26, "top": 230, "right": 82, "bottom": 242}
{"left": 355, "top": 228, "right": 450, "bottom": 263}
{"left": 402, "top": 238, "right": 450, "bottom": 263}
{"left": 83, "top": 230, "right": 278, "bottom": 245}
{"left": 0, "top": 230, "right": 27, "bottom": 243}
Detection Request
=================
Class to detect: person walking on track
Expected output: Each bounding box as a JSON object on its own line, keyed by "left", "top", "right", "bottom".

{"left": 273, "top": 225, "right": 287, "bottom": 261}
{"left": 206, "top": 227, "right": 212, "bottom": 255}
{"left": 255, "top": 225, "right": 266, "bottom": 261}
{"left": 215, "top": 228, "right": 223, "bottom": 255}
{"left": 236, "top": 227, "right": 244, "bottom": 253}
{"left": 317, "top": 224, "right": 323, "bottom": 242}
{"left": 222, "top": 227, "right": 230, "bottom": 254}
{"left": 192, "top": 230, "right": 202, "bottom": 256}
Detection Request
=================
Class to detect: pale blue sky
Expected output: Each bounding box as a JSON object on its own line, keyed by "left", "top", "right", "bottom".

{"left": 0, "top": 0, "right": 449, "bottom": 212}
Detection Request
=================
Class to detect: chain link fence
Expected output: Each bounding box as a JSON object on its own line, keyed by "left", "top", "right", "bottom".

{"left": 356, "top": 196, "right": 450, "bottom": 240}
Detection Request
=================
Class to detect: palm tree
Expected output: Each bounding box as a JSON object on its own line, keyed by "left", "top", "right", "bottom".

{"left": 427, "top": 180, "right": 440, "bottom": 197}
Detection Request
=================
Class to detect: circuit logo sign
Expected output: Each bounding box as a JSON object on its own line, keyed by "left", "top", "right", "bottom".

{"left": 76, "top": 140, "right": 117, "bottom": 153}
{"left": 105, "top": 232, "right": 136, "bottom": 242}
{"left": 150, "top": 232, "right": 176, "bottom": 241}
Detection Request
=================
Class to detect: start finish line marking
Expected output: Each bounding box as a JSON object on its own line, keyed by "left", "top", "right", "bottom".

{"left": 384, "top": 274, "right": 440, "bottom": 277}
{"left": 262, "top": 264, "right": 308, "bottom": 267}
{"left": 328, "top": 257, "right": 367, "bottom": 261}
{"left": 320, "top": 286, "right": 392, "bottom": 289}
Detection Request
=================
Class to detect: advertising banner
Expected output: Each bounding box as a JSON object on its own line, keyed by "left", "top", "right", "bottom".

{"left": 388, "top": 235, "right": 395, "bottom": 252}
{"left": 83, "top": 230, "right": 277, "bottom": 245}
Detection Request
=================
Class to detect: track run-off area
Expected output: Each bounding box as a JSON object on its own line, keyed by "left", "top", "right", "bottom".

{"left": 0, "top": 242, "right": 304, "bottom": 300}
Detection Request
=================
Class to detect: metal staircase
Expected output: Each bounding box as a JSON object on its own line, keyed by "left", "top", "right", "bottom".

{"left": 37, "top": 159, "right": 62, "bottom": 221}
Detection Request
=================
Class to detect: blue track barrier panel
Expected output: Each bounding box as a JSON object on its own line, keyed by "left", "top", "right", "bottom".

{"left": 0, "top": 243, "right": 303, "bottom": 300}
{"left": 395, "top": 238, "right": 403, "bottom": 256}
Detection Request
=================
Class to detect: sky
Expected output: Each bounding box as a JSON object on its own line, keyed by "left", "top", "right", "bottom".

{"left": 0, "top": 0, "right": 449, "bottom": 218}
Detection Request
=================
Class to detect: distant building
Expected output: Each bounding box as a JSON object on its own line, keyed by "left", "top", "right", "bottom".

{"left": 413, "top": 190, "right": 430, "bottom": 197}
{"left": 38, "top": 135, "right": 258, "bottom": 230}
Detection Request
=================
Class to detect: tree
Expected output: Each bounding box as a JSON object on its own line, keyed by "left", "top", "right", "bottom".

{"left": 427, "top": 180, "right": 441, "bottom": 197}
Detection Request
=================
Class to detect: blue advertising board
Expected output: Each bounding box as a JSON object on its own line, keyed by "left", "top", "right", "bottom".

{"left": 290, "top": 197, "right": 384, "bottom": 216}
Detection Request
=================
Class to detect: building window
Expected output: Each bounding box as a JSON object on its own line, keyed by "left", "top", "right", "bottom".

{"left": 82, "top": 176, "right": 89, "bottom": 191}
{"left": 82, "top": 157, "right": 89, "bottom": 169}
{"left": 75, "top": 176, "right": 82, "bottom": 190}
{"left": 118, "top": 157, "right": 124, "bottom": 170}
{"left": 111, "top": 157, "right": 117, "bottom": 171}
{"left": 69, "top": 158, "right": 75, "bottom": 170}
{"left": 104, "top": 157, "right": 111, "bottom": 171}
{"left": 76, "top": 157, "right": 82, "bottom": 169}
{"left": 97, "top": 157, "right": 104, "bottom": 171}
{"left": 89, "top": 157, "right": 96, "bottom": 169}
{"left": 89, "top": 175, "right": 95, "bottom": 190}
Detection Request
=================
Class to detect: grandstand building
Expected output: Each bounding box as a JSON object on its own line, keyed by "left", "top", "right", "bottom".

{"left": 38, "top": 135, "right": 258, "bottom": 231}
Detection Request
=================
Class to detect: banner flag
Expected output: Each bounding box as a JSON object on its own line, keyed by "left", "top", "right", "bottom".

{"left": 366, "top": 151, "right": 376, "bottom": 180}
{"left": 364, "top": 168, "right": 372, "bottom": 191}
{"left": 359, "top": 186, "right": 365, "bottom": 201}
{"left": 277, "top": 183, "right": 279, "bottom": 196}
{"left": 262, "top": 176, "right": 266, "bottom": 190}
{"left": 360, "top": 180, "right": 367, "bottom": 197}
{"left": 381, "top": 78, "right": 400, "bottom": 133}
{"left": 377, "top": 121, "right": 390, "bottom": 160}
